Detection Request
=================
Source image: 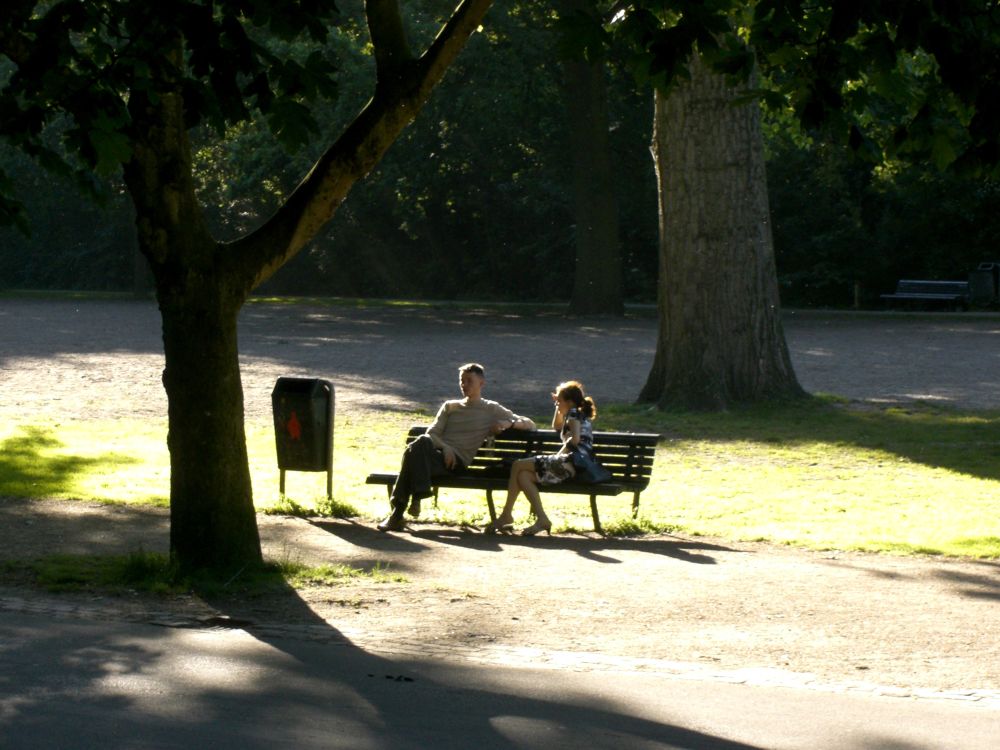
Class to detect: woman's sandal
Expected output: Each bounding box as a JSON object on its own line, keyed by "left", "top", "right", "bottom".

{"left": 483, "top": 519, "right": 515, "bottom": 535}
{"left": 521, "top": 520, "right": 552, "bottom": 537}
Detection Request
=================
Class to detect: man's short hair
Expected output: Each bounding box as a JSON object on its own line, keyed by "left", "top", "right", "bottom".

{"left": 458, "top": 363, "right": 485, "bottom": 377}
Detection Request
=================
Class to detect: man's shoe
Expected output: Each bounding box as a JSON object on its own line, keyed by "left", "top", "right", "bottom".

{"left": 407, "top": 498, "right": 421, "bottom": 517}
{"left": 376, "top": 514, "right": 406, "bottom": 532}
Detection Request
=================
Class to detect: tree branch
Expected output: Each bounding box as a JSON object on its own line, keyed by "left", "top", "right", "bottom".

{"left": 412, "top": 0, "right": 492, "bottom": 86}
{"left": 227, "top": 0, "right": 494, "bottom": 292}
{"left": 366, "top": 0, "right": 414, "bottom": 83}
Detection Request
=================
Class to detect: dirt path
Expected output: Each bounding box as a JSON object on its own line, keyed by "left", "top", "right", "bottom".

{"left": 2, "top": 299, "right": 1000, "bottom": 697}
{"left": 4, "top": 300, "right": 1000, "bottom": 425}
{"left": 1, "top": 497, "right": 998, "bottom": 696}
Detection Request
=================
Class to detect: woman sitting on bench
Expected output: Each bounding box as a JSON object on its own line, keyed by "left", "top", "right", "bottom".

{"left": 486, "top": 380, "right": 606, "bottom": 536}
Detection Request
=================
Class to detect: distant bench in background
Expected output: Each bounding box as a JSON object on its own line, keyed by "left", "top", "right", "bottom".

{"left": 880, "top": 279, "right": 970, "bottom": 309}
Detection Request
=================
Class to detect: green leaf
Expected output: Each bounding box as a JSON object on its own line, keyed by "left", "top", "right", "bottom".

{"left": 88, "top": 127, "right": 132, "bottom": 175}
{"left": 930, "top": 129, "right": 958, "bottom": 171}
{"left": 266, "top": 99, "right": 317, "bottom": 149}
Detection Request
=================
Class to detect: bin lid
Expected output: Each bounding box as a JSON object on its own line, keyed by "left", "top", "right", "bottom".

{"left": 272, "top": 377, "right": 332, "bottom": 396}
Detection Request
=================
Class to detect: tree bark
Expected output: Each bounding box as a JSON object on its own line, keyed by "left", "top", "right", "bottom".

{"left": 122, "top": 38, "right": 262, "bottom": 570}
{"left": 159, "top": 282, "right": 261, "bottom": 570}
{"left": 639, "top": 51, "right": 803, "bottom": 410}
{"left": 561, "top": 0, "right": 624, "bottom": 316}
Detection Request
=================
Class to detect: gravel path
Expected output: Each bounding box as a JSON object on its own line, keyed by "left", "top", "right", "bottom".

{"left": 3, "top": 300, "right": 1000, "bottom": 425}
{"left": 1, "top": 298, "right": 999, "bottom": 700}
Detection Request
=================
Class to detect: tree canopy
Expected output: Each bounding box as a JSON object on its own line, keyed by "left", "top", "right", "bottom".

{"left": 6, "top": 3, "right": 999, "bottom": 306}
{"left": 597, "top": 0, "right": 1000, "bottom": 174}
{"left": 0, "top": 1, "right": 343, "bottom": 228}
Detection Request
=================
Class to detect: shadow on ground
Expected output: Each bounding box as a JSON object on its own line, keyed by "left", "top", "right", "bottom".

{"left": 309, "top": 518, "right": 731, "bottom": 566}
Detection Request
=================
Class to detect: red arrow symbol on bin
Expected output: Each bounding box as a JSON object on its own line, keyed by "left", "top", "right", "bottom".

{"left": 286, "top": 411, "right": 302, "bottom": 440}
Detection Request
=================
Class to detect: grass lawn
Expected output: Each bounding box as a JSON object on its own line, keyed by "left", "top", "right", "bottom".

{"left": 2, "top": 396, "right": 998, "bottom": 558}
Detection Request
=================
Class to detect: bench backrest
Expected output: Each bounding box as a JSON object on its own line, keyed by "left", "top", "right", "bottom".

{"left": 896, "top": 279, "right": 969, "bottom": 295}
{"left": 405, "top": 426, "right": 659, "bottom": 487}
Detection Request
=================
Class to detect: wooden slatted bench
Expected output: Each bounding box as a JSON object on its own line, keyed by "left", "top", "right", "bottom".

{"left": 880, "top": 279, "right": 970, "bottom": 309}
{"left": 366, "top": 426, "right": 660, "bottom": 533}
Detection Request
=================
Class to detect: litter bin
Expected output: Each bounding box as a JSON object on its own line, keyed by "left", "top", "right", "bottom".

{"left": 271, "top": 377, "right": 334, "bottom": 499}
{"left": 971, "top": 262, "right": 1000, "bottom": 305}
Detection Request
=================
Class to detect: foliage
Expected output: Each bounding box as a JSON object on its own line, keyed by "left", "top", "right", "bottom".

{"left": 0, "top": 1, "right": 339, "bottom": 215}
{"left": 596, "top": 1, "right": 1000, "bottom": 175}
{"left": 259, "top": 2, "right": 658, "bottom": 302}
{"left": 264, "top": 494, "right": 360, "bottom": 518}
{"left": 0, "top": 145, "right": 136, "bottom": 291}
{"left": 3, "top": 3, "right": 1000, "bottom": 310}
{"left": 0, "top": 2, "right": 659, "bottom": 301}
{"left": 767, "top": 127, "right": 1000, "bottom": 306}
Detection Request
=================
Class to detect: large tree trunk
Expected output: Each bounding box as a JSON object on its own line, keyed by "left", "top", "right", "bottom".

{"left": 123, "top": 40, "right": 262, "bottom": 571}
{"left": 639, "top": 52, "right": 802, "bottom": 410}
{"left": 118, "top": 1, "right": 493, "bottom": 572}
{"left": 159, "top": 280, "right": 261, "bottom": 570}
{"left": 561, "top": 0, "right": 623, "bottom": 316}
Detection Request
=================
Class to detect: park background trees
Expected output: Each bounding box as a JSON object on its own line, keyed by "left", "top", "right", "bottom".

{"left": 5, "top": 4, "right": 1000, "bottom": 309}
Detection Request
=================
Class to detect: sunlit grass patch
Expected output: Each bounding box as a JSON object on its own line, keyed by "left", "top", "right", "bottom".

{"left": 262, "top": 494, "right": 360, "bottom": 519}
{"left": 600, "top": 398, "right": 1000, "bottom": 557}
{"left": 602, "top": 516, "right": 681, "bottom": 537}
{"left": 249, "top": 410, "right": 424, "bottom": 514}
{"left": 276, "top": 560, "right": 405, "bottom": 586}
{"left": 0, "top": 423, "right": 159, "bottom": 504}
{"left": 0, "top": 411, "right": 421, "bottom": 511}
{"left": 5, "top": 396, "right": 1000, "bottom": 558}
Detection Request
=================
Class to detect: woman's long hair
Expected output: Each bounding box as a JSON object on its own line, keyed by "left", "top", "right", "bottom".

{"left": 554, "top": 380, "right": 596, "bottom": 420}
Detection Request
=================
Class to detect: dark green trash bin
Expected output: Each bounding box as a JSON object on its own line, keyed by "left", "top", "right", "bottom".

{"left": 971, "top": 262, "right": 1000, "bottom": 305}
{"left": 271, "top": 377, "right": 334, "bottom": 499}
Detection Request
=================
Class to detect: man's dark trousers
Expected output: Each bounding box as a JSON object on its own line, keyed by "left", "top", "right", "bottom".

{"left": 389, "top": 435, "right": 463, "bottom": 516}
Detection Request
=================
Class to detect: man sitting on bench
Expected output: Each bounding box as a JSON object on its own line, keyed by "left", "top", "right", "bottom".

{"left": 376, "top": 362, "right": 536, "bottom": 532}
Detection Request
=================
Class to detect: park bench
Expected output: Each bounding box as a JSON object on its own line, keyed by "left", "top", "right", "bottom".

{"left": 880, "top": 279, "right": 970, "bottom": 309}
{"left": 366, "top": 426, "right": 660, "bottom": 533}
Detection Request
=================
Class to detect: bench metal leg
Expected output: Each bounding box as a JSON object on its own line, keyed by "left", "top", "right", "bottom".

{"left": 589, "top": 494, "right": 603, "bottom": 534}
{"left": 486, "top": 489, "right": 497, "bottom": 522}
{"left": 632, "top": 491, "right": 640, "bottom": 519}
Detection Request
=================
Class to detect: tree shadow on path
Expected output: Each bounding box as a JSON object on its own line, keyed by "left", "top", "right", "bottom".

{"left": 186, "top": 577, "right": 762, "bottom": 749}
{"left": 309, "top": 518, "right": 732, "bottom": 566}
